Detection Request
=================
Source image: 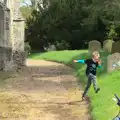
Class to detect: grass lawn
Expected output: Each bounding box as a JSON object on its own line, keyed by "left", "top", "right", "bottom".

{"left": 29, "top": 50, "right": 120, "bottom": 120}
{"left": 29, "top": 50, "right": 87, "bottom": 64}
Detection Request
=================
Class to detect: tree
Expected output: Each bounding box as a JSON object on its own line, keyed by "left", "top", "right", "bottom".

{"left": 25, "top": 0, "right": 120, "bottom": 50}
{"left": 20, "top": 6, "right": 33, "bottom": 20}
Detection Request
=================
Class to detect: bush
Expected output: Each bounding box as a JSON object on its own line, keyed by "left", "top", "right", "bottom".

{"left": 55, "top": 40, "right": 70, "bottom": 50}
{"left": 44, "top": 44, "right": 56, "bottom": 52}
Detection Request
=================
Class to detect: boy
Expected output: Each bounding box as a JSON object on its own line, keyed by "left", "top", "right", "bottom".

{"left": 73, "top": 51, "right": 102, "bottom": 100}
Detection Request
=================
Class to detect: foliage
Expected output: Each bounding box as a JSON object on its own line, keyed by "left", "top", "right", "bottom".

{"left": 24, "top": 0, "right": 120, "bottom": 50}
{"left": 55, "top": 40, "right": 70, "bottom": 50}
{"left": 44, "top": 44, "right": 56, "bottom": 52}
{"left": 107, "top": 25, "right": 118, "bottom": 40}
{"left": 20, "top": 6, "right": 33, "bottom": 20}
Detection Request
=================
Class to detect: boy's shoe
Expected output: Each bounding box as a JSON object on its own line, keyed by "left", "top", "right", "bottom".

{"left": 82, "top": 95, "right": 86, "bottom": 100}
{"left": 82, "top": 95, "right": 89, "bottom": 101}
{"left": 95, "top": 88, "right": 100, "bottom": 93}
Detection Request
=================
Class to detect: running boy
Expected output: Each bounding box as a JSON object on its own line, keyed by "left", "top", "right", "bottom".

{"left": 73, "top": 51, "right": 102, "bottom": 100}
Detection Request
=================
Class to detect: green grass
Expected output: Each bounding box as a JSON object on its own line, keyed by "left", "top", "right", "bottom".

{"left": 29, "top": 50, "right": 87, "bottom": 64}
{"left": 29, "top": 50, "right": 120, "bottom": 120}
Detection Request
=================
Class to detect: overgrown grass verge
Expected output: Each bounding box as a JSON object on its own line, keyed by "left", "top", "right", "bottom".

{"left": 29, "top": 50, "right": 120, "bottom": 120}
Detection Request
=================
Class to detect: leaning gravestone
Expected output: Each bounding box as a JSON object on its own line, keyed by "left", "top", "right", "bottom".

{"left": 112, "top": 41, "right": 120, "bottom": 53}
{"left": 89, "top": 40, "right": 101, "bottom": 53}
{"left": 103, "top": 40, "right": 114, "bottom": 53}
{"left": 107, "top": 53, "right": 120, "bottom": 73}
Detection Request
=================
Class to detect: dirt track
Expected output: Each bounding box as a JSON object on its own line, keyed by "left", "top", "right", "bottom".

{"left": 0, "top": 59, "right": 90, "bottom": 120}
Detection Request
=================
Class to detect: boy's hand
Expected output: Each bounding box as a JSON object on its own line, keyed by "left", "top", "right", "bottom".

{"left": 97, "top": 59, "right": 101, "bottom": 65}
{"left": 73, "top": 60, "right": 78, "bottom": 63}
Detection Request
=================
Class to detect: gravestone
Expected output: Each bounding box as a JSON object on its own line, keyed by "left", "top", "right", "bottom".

{"left": 89, "top": 40, "right": 101, "bottom": 53}
{"left": 103, "top": 40, "right": 114, "bottom": 53}
{"left": 111, "top": 41, "right": 120, "bottom": 53}
{"left": 107, "top": 53, "right": 120, "bottom": 72}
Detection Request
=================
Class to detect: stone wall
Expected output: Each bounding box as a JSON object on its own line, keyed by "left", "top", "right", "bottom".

{"left": 11, "top": 0, "right": 25, "bottom": 70}
{"left": 12, "top": 20, "right": 25, "bottom": 51}
{"left": 0, "top": 0, "right": 25, "bottom": 71}
{"left": 0, "top": 2, "right": 12, "bottom": 70}
{"left": 0, "top": 3, "right": 5, "bottom": 70}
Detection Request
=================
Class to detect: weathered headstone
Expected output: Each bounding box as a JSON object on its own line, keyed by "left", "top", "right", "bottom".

{"left": 103, "top": 40, "right": 114, "bottom": 53}
{"left": 89, "top": 40, "right": 101, "bottom": 53}
{"left": 112, "top": 41, "right": 120, "bottom": 53}
{"left": 107, "top": 53, "right": 120, "bottom": 72}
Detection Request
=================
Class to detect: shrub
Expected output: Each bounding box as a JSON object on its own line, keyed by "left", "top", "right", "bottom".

{"left": 55, "top": 40, "right": 70, "bottom": 50}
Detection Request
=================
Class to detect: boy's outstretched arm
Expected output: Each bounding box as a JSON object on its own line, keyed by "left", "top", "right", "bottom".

{"left": 73, "top": 60, "right": 85, "bottom": 64}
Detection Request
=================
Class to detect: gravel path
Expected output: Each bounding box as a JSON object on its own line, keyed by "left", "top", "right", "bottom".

{"left": 0, "top": 59, "right": 90, "bottom": 120}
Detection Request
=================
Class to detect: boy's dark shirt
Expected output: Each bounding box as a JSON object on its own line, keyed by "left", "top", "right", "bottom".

{"left": 85, "top": 59, "right": 98, "bottom": 76}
